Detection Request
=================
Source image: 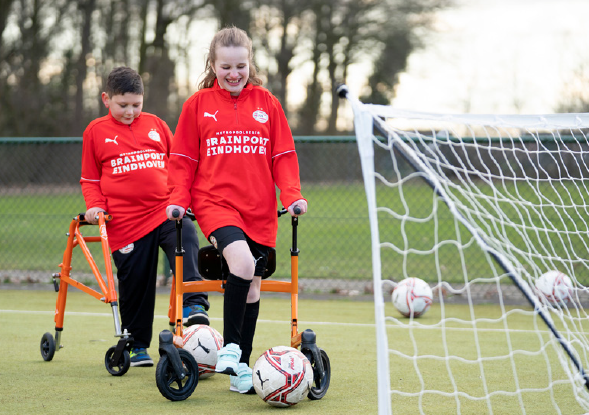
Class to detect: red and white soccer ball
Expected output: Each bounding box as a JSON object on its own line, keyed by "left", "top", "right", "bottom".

{"left": 392, "top": 277, "right": 433, "bottom": 317}
{"left": 182, "top": 324, "right": 223, "bottom": 379}
{"left": 252, "top": 346, "right": 313, "bottom": 407}
{"left": 535, "top": 270, "right": 573, "bottom": 305}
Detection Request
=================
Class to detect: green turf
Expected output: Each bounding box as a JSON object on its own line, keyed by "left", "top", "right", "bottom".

{"left": 1, "top": 289, "right": 587, "bottom": 414}
{"left": 0, "top": 289, "right": 378, "bottom": 414}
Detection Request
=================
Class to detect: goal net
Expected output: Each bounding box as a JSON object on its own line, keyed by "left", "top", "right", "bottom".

{"left": 339, "top": 85, "right": 589, "bottom": 415}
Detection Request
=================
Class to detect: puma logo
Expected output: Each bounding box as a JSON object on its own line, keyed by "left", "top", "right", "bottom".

{"left": 256, "top": 369, "right": 269, "bottom": 388}
{"left": 192, "top": 338, "right": 211, "bottom": 354}
{"left": 105, "top": 136, "right": 118, "bottom": 145}
{"left": 204, "top": 111, "right": 218, "bottom": 122}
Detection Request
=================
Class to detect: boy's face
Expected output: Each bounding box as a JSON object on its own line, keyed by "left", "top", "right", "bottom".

{"left": 101, "top": 92, "right": 143, "bottom": 125}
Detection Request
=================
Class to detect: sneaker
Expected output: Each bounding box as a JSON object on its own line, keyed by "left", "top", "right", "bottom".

{"left": 230, "top": 363, "right": 255, "bottom": 394}
{"left": 129, "top": 348, "right": 153, "bottom": 367}
{"left": 215, "top": 343, "right": 241, "bottom": 376}
{"left": 183, "top": 305, "right": 209, "bottom": 326}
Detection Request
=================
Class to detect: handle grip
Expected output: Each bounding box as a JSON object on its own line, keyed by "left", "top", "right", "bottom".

{"left": 278, "top": 206, "right": 302, "bottom": 217}
{"left": 172, "top": 209, "right": 180, "bottom": 219}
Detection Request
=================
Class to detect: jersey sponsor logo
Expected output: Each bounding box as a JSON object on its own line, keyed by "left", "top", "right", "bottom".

{"left": 119, "top": 243, "right": 134, "bottom": 254}
{"left": 252, "top": 109, "right": 268, "bottom": 124}
{"left": 105, "top": 136, "right": 119, "bottom": 145}
{"left": 205, "top": 132, "right": 269, "bottom": 157}
{"left": 110, "top": 150, "right": 166, "bottom": 174}
{"left": 204, "top": 111, "right": 218, "bottom": 122}
{"left": 148, "top": 129, "right": 161, "bottom": 142}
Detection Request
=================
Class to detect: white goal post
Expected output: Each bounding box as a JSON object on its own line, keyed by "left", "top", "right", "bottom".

{"left": 338, "top": 85, "right": 589, "bottom": 415}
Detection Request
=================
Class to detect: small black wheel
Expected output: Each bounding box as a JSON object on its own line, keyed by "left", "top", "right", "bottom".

{"left": 40, "top": 332, "right": 56, "bottom": 361}
{"left": 105, "top": 346, "right": 131, "bottom": 376}
{"left": 305, "top": 348, "right": 331, "bottom": 400}
{"left": 156, "top": 348, "right": 199, "bottom": 401}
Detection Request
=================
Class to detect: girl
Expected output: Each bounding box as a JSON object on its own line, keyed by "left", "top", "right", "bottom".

{"left": 166, "top": 26, "right": 307, "bottom": 394}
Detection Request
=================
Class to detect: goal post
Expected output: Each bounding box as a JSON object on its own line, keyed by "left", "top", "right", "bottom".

{"left": 338, "top": 85, "right": 589, "bottom": 414}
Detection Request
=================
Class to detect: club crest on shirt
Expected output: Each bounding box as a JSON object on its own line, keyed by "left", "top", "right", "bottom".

{"left": 252, "top": 109, "right": 268, "bottom": 124}
{"left": 148, "top": 129, "right": 161, "bottom": 142}
{"left": 119, "top": 243, "right": 134, "bottom": 254}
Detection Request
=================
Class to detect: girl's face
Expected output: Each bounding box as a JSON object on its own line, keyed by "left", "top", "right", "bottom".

{"left": 212, "top": 46, "right": 250, "bottom": 96}
{"left": 101, "top": 92, "right": 143, "bottom": 125}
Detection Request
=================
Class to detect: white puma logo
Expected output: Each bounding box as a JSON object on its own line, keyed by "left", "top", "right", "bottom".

{"left": 204, "top": 111, "right": 218, "bottom": 122}
{"left": 105, "top": 136, "right": 118, "bottom": 145}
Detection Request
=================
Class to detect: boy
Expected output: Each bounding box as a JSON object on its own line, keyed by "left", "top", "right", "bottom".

{"left": 80, "top": 66, "right": 210, "bottom": 367}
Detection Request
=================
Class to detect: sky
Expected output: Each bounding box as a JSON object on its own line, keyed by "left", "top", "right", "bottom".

{"left": 372, "top": 0, "right": 589, "bottom": 115}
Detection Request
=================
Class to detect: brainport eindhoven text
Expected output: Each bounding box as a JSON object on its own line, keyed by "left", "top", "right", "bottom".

{"left": 206, "top": 133, "right": 269, "bottom": 157}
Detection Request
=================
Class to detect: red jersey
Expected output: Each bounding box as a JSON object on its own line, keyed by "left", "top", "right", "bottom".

{"left": 169, "top": 81, "right": 304, "bottom": 247}
{"left": 80, "top": 112, "right": 172, "bottom": 251}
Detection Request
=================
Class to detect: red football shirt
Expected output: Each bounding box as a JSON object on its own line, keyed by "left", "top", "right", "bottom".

{"left": 168, "top": 81, "right": 304, "bottom": 247}
{"left": 80, "top": 112, "right": 173, "bottom": 251}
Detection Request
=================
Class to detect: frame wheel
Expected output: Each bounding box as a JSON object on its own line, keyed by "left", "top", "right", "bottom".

{"left": 156, "top": 349, "right": 199, "bottom": 401}
{"left": 40, "top": 332, "right": 56, "bottom": 361}
{"left": 104, "top": 346, "right": 130, "bottom": 376}
{"left": 306, "top": 348, "right": 331, "bottom": 400}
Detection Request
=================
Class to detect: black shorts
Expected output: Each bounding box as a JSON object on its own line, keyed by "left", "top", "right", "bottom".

{"left": 209, "top": 226, "right": 270, "bottom": 277}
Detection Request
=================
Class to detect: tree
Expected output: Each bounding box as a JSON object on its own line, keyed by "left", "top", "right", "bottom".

{"left": 295, "top": 0, "right": 450, "bottom": 134}
{"left": 0, "top": 0, "right": 72, "bottom": 136}
{"left": 138, "top": 0, "right": 206, "bottom": 124}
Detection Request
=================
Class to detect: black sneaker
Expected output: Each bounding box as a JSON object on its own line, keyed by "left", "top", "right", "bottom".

{"left": 130, "top": 348, "right": 153, "bottom": 367}
{"left": 183, "top": 305, "right": 210, "bottom": 326}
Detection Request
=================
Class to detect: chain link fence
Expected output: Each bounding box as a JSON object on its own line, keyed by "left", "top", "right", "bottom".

{"left": 1, "top": 137, "right": 393, "bottom": 296}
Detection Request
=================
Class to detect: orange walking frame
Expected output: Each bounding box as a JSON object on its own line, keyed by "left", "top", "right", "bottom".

{"left": 40, "top": 211, "right": 133, "bottom": 376}
{"left": 156, "top": 208, "right": 330, "bottom": 401}
{"left": 39, "top": 209, "right": 330, "bottom": 401}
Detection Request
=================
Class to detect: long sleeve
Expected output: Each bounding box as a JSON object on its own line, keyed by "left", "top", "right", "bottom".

{"left": 168, "top": 96, "right": 200, "bottom": 210}
{"left": 80, "top": 128, "right": 107, "bottom": 211}
{"left": 269, "top": 95, "right": 304, "bottom": 209}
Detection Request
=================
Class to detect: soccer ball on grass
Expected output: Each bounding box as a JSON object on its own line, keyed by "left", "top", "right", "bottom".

{"left": 392, "top": 277, "right": 433, "bottom": 317}
{"left": 182, "top": 324, "right": 223, "bottom": 379}
{"left": 252, "top": 346, "right": 313, "bottom": 407}
{"left": 534, "top": 270, "right": 573, "bottom": 305}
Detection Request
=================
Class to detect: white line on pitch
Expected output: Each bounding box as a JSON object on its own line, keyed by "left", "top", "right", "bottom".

{"left": 0, "top": 309, "right": 374, "bottom": 327}
{"left": 4, "top": 309, "right": 585, "bottom": 334}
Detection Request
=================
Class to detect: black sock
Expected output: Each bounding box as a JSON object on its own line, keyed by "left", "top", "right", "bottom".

{"left": 239, "top": 300, "right": 260, "bottom": 366}
{"left": 223, "top": 273, "right": 251, "bottom": 347}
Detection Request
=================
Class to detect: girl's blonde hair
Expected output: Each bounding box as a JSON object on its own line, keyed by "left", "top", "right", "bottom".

{"left": 198, "top": 26, "right": 263, "bottom": 90}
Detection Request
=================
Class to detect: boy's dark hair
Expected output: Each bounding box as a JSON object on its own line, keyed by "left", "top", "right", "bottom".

{"left": 105, "top": 66, "right": 144, "bottom": 97}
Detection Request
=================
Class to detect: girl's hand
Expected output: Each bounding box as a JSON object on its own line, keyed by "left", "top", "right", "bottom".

{"left": 288, "top": 199, "right": 307, "bottom": 217}
{"left": 166, "top": 205, "right": 185, "bottom": 220}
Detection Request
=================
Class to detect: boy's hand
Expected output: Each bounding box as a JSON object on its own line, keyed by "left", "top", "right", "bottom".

{"left": 85, "top": 207, "right": 106, "bottom": 224}
{"left": 288, "top": 199, "right": 307, "bottom": 217}
{"left": 166, "top": 205, "right": 185, "bottom": 220}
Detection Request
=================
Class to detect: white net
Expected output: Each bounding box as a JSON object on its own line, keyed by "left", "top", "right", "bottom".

{"left": 341, "top": 87, "right": 589, "bottom": 415}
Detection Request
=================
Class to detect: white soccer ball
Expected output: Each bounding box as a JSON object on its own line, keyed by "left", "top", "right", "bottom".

{"left": 252, "top": 346, "right": 313, "bottom": 407}
{"left": 535, "top": 270, "right": 573, "bottom": 305}
{"left": 392, "top": 277, "right": 433, "bottom": 317}
{"left": 181, "top": 324, "right": 223, "bottom": 379}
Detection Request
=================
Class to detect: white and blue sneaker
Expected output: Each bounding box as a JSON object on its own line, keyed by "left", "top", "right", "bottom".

{"left": 215, "top": 343, "right": 241, "bottom": 376}
{"left": 230, "top": 363, "right": 255, "bottom": 394}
